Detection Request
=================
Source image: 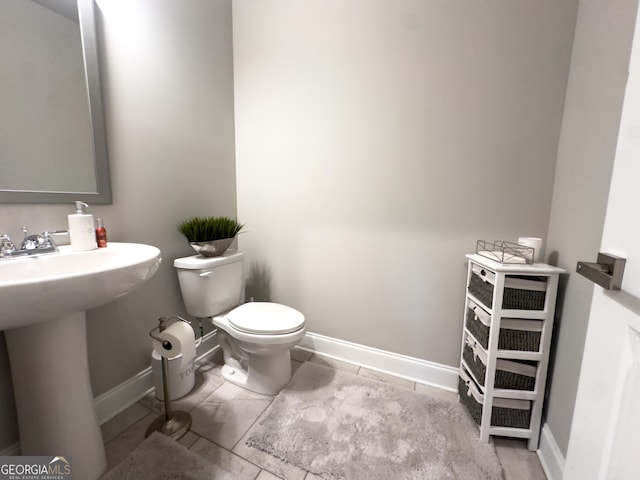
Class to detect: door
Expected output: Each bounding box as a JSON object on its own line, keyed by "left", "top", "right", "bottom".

{"left": 564, "top": 5, "right": 640, "bottom": 479}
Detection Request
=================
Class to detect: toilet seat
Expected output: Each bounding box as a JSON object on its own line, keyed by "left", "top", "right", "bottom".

{"left": 226, "top": 302, "right": 305, "bottom": 335}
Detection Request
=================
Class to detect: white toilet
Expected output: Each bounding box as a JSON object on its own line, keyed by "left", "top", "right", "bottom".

{"left": 174, "top": 250, "right": 306, "bottom": 395}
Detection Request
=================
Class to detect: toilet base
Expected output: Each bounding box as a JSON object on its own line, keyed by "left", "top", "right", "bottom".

{"left": 220, "top": 349, "right": 293, "bottom": 395}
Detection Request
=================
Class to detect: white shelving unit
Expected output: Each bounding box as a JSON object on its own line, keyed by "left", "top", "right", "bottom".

{"left": 458, "top": 254, "right": 564, "bottom": 451}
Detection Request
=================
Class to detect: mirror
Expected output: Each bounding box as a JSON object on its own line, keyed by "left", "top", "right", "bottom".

{"left": 0, "top": 0, "right": 111, "bottom": 204}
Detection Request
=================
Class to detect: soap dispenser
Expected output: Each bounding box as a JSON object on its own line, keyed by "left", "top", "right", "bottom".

{"left": 68, "top": 201, "right": 97, "bottom": 251}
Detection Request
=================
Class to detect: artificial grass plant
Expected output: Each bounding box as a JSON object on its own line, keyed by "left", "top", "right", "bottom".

{"left": 177, "top": 216, "right": 244, "bottom": 243}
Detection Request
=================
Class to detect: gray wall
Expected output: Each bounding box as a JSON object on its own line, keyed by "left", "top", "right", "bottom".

{"left": 543, "top": 0, "right": 638, "bottom": 457}
{"left": 0, "top": 0, "right": 236, "bottom": 450}
{"left": 3, "top": 0, "right": 625, "bottom": 460}
{"left": 233, "top": 0, "right": 578, "bottom": 366}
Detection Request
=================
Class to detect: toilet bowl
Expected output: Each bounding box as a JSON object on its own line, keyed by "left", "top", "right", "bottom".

{"left": 214, "top": 302, "right": 305, "bottom": 394}
{"left": 174, "top": 250, "right": 306, "bottom": 395}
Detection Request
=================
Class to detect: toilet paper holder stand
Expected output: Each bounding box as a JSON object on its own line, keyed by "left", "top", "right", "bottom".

{"left": 146, "top": 316, "right": 193, "bottom": 440}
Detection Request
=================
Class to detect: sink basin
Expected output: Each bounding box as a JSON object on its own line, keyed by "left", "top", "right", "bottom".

{"left": 0, "top": 242, "right": 161, "bottom": 329}
{"left": 1, "top": 242, "right": 161, "bottom": 480}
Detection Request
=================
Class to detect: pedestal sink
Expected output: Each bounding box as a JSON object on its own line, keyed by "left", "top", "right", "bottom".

{"left": 0, "top": 243, "right": 161, "bottom": 480}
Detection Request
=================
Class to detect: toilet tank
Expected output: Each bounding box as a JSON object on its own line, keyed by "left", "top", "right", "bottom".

{"left": 174, "top": 250, "right": 245, "bottom": 318}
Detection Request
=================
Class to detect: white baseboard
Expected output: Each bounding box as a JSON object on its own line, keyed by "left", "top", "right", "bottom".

{"left": 94, "top": 330, "right": 459, "bottom": 427}
{"left": 94, "top": 329, "right": 220, "bottom": 425}
{"left": 537, "top": 422, "right": 565, "bottom": 480}
{"left": 299, "top": 332, "right": 459, "bottom": 391}
{"left": 0, "top": 442, "right": 20, "bottom": 456}
{"left": 94, "top": 367, "right": 155, "bottom": 425}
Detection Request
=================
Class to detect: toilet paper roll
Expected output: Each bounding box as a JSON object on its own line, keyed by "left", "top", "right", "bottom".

{"left": 152, "top": 321, "right": 196, "bottom": 371}
{"left": 518, "top": 237, "right": 544, "bottom": 263}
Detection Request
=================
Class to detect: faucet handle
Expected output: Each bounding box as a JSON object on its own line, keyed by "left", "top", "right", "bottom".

{"left": 1, "top": 234, "right": 16, "bottom": 254}
{"left": 41, "top": 230, "right": 68, "bottom": 249}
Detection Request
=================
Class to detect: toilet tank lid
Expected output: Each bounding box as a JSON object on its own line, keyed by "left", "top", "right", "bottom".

{"left": 227, "top": 302, "right": 305, "bottom": 334}
{"left": 174, "top": 250, "right": 244, "bottom": 269}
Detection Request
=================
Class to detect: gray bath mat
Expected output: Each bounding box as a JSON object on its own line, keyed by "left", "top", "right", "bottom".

{"left": 101, "top": 432, "right": 216, "bottom": 480}
{"left": 246, "top": 362, "right": 502, "bottom": 480}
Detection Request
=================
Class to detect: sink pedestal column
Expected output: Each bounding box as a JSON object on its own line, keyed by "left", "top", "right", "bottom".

{"left": 5, "top": 311, "right": 108, "bottom": 480}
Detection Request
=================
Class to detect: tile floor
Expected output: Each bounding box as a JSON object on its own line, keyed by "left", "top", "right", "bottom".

{"left": 101, "top": 349, "right": 547, "bottom": 479}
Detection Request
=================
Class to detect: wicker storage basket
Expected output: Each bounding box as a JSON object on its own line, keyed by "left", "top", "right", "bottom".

{"left": 462, "top": 337, "right": 537, "bottom": 391}
{"left": 468, "top": 264, "right": 547, "bottom": 310}
{"left": 458, "top": 368, "right": 531, "bottom": 429}
{"left": 466, "top": 299, "right": 542, "bottom": 352}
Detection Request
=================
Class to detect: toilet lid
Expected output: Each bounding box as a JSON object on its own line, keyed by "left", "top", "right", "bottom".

{"left": 227, "top": 302, "right": 305, "bottom": 334}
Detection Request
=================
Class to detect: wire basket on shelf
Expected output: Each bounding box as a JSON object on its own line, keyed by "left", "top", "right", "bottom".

{"left": 476, "top": 240, "right": 534, "bottom": 265}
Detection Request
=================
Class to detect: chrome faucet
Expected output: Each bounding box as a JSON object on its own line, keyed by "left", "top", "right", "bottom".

{"left": 21, "top": 226, "right": 55, "bottom": 250}
{"left": 0, "top": 227, "right": 68, "bottom": 259}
